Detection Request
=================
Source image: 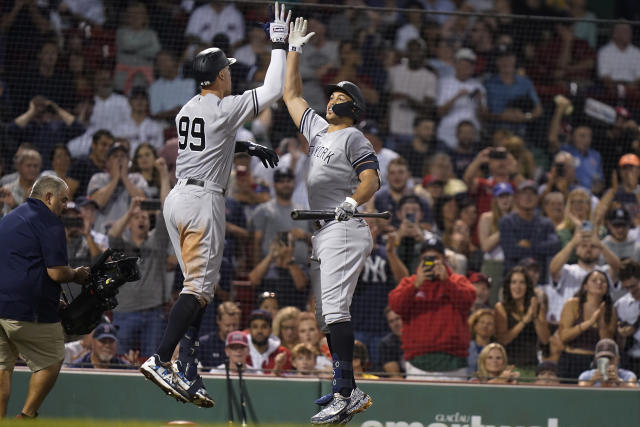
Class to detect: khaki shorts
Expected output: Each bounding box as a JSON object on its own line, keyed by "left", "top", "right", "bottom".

{"left": 0, "top": 319, "right": 65, "bottom": 372}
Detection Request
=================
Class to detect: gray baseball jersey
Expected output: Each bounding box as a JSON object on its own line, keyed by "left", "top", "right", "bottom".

{"left": 299, "top": 108, "right": 378, "bottom": 210}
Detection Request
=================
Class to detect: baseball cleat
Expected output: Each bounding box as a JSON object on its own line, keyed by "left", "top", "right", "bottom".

{"left": 339, "top": 387, "right": 372, "bottom": 424}
{"left": 140, "top": 354, "right": 189, "bottom": 403}
{"left": 310, "top": 393, "right": 350, "bottom": 424}
{"left": 173, "top": 360, "right": 215, "bottom": 408}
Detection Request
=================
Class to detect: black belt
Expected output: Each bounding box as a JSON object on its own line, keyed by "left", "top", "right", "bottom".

{"left": 185, "top": 178, "right": 226, "bottom": 196}
{"left": 314, "top": 219, "right": 334, "bottom": 230}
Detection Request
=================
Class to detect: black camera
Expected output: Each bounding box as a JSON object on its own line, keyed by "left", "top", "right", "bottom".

{"left": 59, "top": 248, "right": 140, "bottom": 335}
{"left": 489, "top": 149, "right": 507, "bottom": 160}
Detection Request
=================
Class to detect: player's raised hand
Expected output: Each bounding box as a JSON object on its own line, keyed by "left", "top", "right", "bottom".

{"left": 269, "top": 1, "right": 291, "bottom": 43}
{"left": 243, "top": 141, "right": 279, "bottom": 168}
{"left": 335, "top": 197, "right": 357, "bottom": 221}
{"left": 289, "top": 17, "right": 315, "bottom": 53}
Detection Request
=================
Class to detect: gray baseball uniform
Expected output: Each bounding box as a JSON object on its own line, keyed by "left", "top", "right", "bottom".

{"left": 164, "top": 49, "right": 286, "bottom": 303}
{"left": 299, "top": 107, "right": 379, "bottom": 331}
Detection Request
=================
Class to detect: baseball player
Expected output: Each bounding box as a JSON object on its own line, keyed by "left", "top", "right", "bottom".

{"left": 140, "top": 2, "right": 289, "bottom": 407}
{"left": 283, "top": 18, "right": 381, "bottom": 424}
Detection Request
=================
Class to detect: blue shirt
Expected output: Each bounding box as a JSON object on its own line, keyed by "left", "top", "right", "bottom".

{"left": 374, "top": 188, "right": 432, "bottom": 227}
{"left": 0, "top": 198, "right": 68, "bottom": 322}
{"left": 69, "top": 352, "right": 133, "bottom": 369}
{"left": 484, "top": 73, "right": 540, "bottom": 134}
{"left": 561, "top": 143, "right": 604, "bottom": 191}
{"left": 578, "top": 368, "right": 637, "bottom": 386}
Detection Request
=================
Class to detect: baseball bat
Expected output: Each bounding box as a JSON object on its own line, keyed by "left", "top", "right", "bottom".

{"left": 291, "top": 210, "right": 392, "bottom": 220}
{"left": 236, "top": 363, "right": 248, "bottom": 427}
{"left": 225, "top": 360, "right": 234, "bottom": 425}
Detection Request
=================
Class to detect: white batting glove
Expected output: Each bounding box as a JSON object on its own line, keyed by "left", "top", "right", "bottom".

{"left": 288, "top": 17, "right": 315, "bottom": 53}
{"left": 269, "top": 2, "right": 291, "bottom": 44}
{"left": 335, "top": 197, "right": 357, "bottom": 221}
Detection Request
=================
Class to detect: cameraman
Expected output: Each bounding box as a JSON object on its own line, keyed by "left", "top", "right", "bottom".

{"left": 0, "top": 175, "right": 90, "bottom": 418}
{"left": 389, "top": 236, "right": 476, "bottom": 381}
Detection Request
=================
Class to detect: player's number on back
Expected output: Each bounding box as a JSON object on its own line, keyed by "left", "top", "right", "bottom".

{"left": 178, "top": 116, "right": 206, "bottom": 151}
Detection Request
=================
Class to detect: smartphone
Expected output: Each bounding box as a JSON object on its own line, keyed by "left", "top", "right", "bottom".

{"left": 581, "top": 220, "right": 594, "bottom": 232}
{"left": 406, "top": 212, "right": 416, "bottom": 223}
{"left": 61, "top": 216, "right": 83, "bottom": 228}
{"left": 489, "top": 149, "right": 507, "bottom": 160}
{"left": 423, "top": 255, "right": 436, "bottom": 270}
{"left": 140, "top": 199, "right": 161, "bottom": 211}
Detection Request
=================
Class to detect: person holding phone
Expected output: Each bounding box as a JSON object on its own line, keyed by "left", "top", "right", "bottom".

{"left": 389, "top": 235, "right": 476, "bottom": 381}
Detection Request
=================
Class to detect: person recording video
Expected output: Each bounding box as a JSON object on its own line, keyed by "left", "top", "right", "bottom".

{"left": 578, "top": 339, "right": 637, "bottom": 388}
{"left": 0, "top": 175, "right": 90, "bottom": 418}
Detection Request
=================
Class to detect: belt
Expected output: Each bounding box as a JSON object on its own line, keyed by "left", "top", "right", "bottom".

{"left": 184, "top": 178, "right": 226, "bottom": 196}
{"left": 313, "top": 219, "right": 334, "bottom": 231}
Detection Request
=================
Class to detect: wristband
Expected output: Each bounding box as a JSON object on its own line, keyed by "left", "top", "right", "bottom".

{"left": 272, "top": 42, "right": 288, "bottom": 50}
{"left": 345, "top": 197, "right": 358, "bottom": 209}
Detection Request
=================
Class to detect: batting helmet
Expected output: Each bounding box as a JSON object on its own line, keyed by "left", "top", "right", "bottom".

{"left": 192, "top": 47, "right": 237, "bottom": 87}
{"left": 324, "top": 81, "right": 366, "bottom": 121}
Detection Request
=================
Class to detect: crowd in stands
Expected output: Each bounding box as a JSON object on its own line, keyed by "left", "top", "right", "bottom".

{"left": 2, "top": 0, "right": 640, "bottom": 386}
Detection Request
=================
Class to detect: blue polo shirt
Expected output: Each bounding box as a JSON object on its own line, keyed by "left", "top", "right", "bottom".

{"left": 0, "top": 198, "right": 68, "bottom": 323}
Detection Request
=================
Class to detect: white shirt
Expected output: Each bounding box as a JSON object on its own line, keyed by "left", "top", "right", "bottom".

{"left": 394, "top": 24, "right": 420, "bottom": 52}
{"left": 615, "top": 293, "right": 640, "bottom": 358}
{"left": 376, "top": 147, "right": 399, "bottom": 186}
{"left": 149, "top": 77, "right": 197, "bottom": 116}
{"left": 388, "top": 60, "right": 437, "bottom": 136}
{"left": 113, "top": 116, "right": 165, "bottom": 153}
{"left": 436, "top": 76, "right": 485, "bottom": 149}
{"left": 184, "top": 3, "right": 244, "bottom": 46}
{"left": 61, "top": 0, "right": 105, "bottom": 25}
{"left": 597, "top": 42, "right": 640, "bottom": 83}
{"left": 91, "top": 93, "right": 132, "bottom": 134}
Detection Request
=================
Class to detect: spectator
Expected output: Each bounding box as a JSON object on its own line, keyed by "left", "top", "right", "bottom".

{"left": 501, "top": 134, "right": 536, "bottom": 181}
{"left": 389, "top": 236, "right": 476, "bottom": 381}
{"left": 40, "top": 145, "right": 79, "bottom": 198}
{"left": 597, "top": 22, "right": 640, "bottom": 98}
{"left": 63, "top": 333, "right": 92, "bottom": 366}
{"left": 352, "top": 214, "right": 408, "bottom": 368}
{"left": 257, "top": 291, "right": 280, "bottom": 321}
{"left": 374, "top": 157, "right": 431, "bottom": 228}
{"left": 56, "top": 0, "right": 106, "bottom": 29}
{"left": 298, "top": 311, "right": 332, "bottom": 372}
{"left": 534, "top": 361, "right": 560, "bottom": 385}
{"left": 484, "top": 43, "right": 542, "bottom": 137}
{"left": 1, "top": 149, "right": 41, "bottom": 215}
{"left": 424, "top": 152, "right": 468, "bottom": 197}
{"left": 9, "top": 96, "right": 85, "bottom": 169}
{"left": 245, "top": 309, "right": 292, "bottom": 375}
{"left": 228, "top": 153, "right": 270, "bottom": 216}
{"left": 428, "top": 37, "right": 456, "bottom": 80}
{"left": 567, "top": 0, "right": 598, "bottom": 48}
{"left": 557, "top": 123, "right": 603, "bottom": 193}
{"left": 61, "top": 200, "right": 106, "bottom": 271}
{"left": 495, "top": 266, "right": 550, "bottom": 372}
{"left": 0, "top": 175, "right": 90, "bottom": 418}
{"left": 353, "top": 340, "right": 378, "bottom": 379}
{"left": 477, "top": 182, "right": 514, "bottom": 302}
{"left": 473, "top": 342, "right": 519, "bottom": 384}
{"left": 393, "top": 195, "right": 432, "bottom": 273}
{"left": 436, "top": 48, "right": 486, "bottom": 150}
{"left": 379, "top": 306, "right": 404, "bottom": 379}
{"left": 0, "top": 143, "right": 36, "bottom": 187}
{"left": 542, "top": 191, "right": 565, "bottom": 228}
{"left": 469, "top": 272, "right": 492, "bottom": 311}
{"left": 603, "top": 208, "right": 640, "bottom": 262}
{"left": 209, "top": 330, "right": 250, "bottom": 374}
{"left": 87, "top": 142, "right": 148, "bottom": 233}
{"left": 233, "top": 24, "right": 270, "bottom": 68}
{"left": 114, "top": 2, "right": 160, "bottom": 93}
{"left": 394, "top": 116, "right": 438, "bottom": 181}
{"left": 130, "top": 143, "right": 164, "bottom": 199}
{"left": 467, "top": 308, "right": 495, "bottom": 375}
{"left": 273, "top": 138, "right": 309, "bottom": 209}
{"left": 422, "top": 0, "right": 456, "bottom": 26}
{"left": 199, "top": 301, "right": 241, "bottom": 370}
{"left": 578, "top": 339, "right": 637, "bottom": 387}
{"left": 548, "top": 225, "right": 620, "bottom": 326}
{"left": 289, "top": 342, "right": 319, "bottom": 376}
{"left": 149, "top": 50, "right": 197, "bottom": 122}
{"left": 596, "top": 154, "right": 640, "bottom": 224}
{"left": 499, "top": 180, "right": 560, "bottom": 283}
{"left": 113, "top": 87, "right": 165, "bottom": 153}
{"left": 394, "top": 2, "right": 424, "bottom": 52}
{"left": 466, "top": 17, "right": 495, "bottom": 76}
{"left": 273, "top": 306, "right": 301, "bottom": 352}
{"left": 555, "top": 188, "right": 595, "bottom": 261}
{"left": 184, "top": 1, "right": 245, "bottom": 49}
{"left": 388, "top": 38, "right": 437, "bottom": 145}
{"left": 69, "top": 323, "right": 134, "bottom": 369}
{"left": 360, "top": 121, "right": 399, "bottom": 187}
{"left": 448, "top": 121, "right": 480, "bottom": 179}
{"left": 69, "top": 130, "right": 114, "bottom": 196}
{"left": 557, "top": 271, "right": 617, "bottom": 380}
{"left": 615, "top": 259, "right": 640, "bottom": 376}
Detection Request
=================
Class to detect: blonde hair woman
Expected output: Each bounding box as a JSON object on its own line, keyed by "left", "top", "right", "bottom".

{"left": 272, "top": 306, "right": 301, "bottom": 351}
{"left": 556, "top": 188, "right": 596, "bottom": 263}
{"left": 474, "top": 343, "right": 519, "bottom": 383}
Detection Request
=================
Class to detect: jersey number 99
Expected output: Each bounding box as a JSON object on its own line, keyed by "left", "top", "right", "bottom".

{"left": 178, "top": 116, "right": 206, "bottom": 151}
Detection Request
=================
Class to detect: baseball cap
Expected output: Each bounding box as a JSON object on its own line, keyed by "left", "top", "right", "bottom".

{"left": 468, "top": 272, "right": 491, "bottom": 285}
{"left": 607, "top": 207, "right": 631, "bottom": 226}
{"left": 619, "top": 153, "right": 640, "bottom": 167}
{"left": 455, "top": 48, "right": 477, "bottom": 62}
{"left": 616, "top": 106, "right": 631, "bottom": 119}
{"left": 516, "top": 180, "right": 538, "bottom": 193}
{"left": 422, "top": 174, "right": 445, "bottom": 187}
{"left": 225, "top": 330, "right": 249, "bottom": 348}
{"left": 420, "top": 234, "right": 445, "bottom": 255}
{"left": 273, "top": 168, "right": 295, "bottom": 182}
{"left": 248, "top": 309, "right": 272, "bottom": 326}
{"left": 535, "top": 361, "right": 558, "bottom": 376}
{"left": 130, "top": 86, "right": 148, "bottom": 98}
{"left": 107, "top": 142, "right": 129, "bottom": 158}
{"left": 64, "top": 201, "right": 80, "bottom": 212}
{"left": 495, "top": 43, "right": 516, "bottom": 57}
{"left": 493, "top": 182, "right": 514, "bottom": 197}
{"left": 518, "top": 257, "right": 540, "bottom": 270}
{"left": 93, "top": 323, "right": 118, "bottom": 341}
{"left": 595, "top": 338, "right": 619, "bottom": 360}
{"left": 75, "top": 196, "right": 99, "bottom": 209}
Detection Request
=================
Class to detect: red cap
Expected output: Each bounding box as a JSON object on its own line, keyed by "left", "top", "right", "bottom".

{"left": 422, "top": 174, "right": 445, "bottom": 187}
{"left": 468, "top": 272, "right": 491, "bottom": 285}
{"left": 225, "top": 330, "right": 248, "bottom": 347}
{"left": 619, "top": 154, "right": 640, "bottom": 167}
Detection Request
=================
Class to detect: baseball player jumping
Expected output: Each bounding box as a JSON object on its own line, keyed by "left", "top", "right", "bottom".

{"left": 283, "top": 18, "right": 381, "bottom": 424}
{"left": 140, "top": 2, "right": 289, "bottom": 407}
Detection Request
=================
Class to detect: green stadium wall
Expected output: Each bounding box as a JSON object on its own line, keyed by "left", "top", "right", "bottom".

{"left": 7, "top": 369, "right": 640, "bottom": 426}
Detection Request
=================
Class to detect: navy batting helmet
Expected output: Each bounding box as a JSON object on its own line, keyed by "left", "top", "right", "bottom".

{"left": 324, "top": 81, "right": 366, "bottom": 121}
{"left": 192, "top": 47, "right": 236, "bottom": 87}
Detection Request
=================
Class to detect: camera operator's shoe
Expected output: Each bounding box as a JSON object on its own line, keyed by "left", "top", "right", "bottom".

{"left": 140, "top": 354, "right": 189, "bottom": 403}
{"left": 310, "top": 393, "right": 350, "bottom": 424}
{"left": 173, "top": 360, "right": 215, "bottom": 408}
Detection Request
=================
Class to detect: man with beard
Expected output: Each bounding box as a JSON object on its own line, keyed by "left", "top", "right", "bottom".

{"left": 448, "top": 120, "right": 480, "bottom": 178}
{"left": 395, "top": 116, "right": 438, "bottom": 180}
{"left": 69, "top": 323, "right": 133, "bottom": 369}
{"left": 245, "top": 310, "right": 291, "bottom": 374}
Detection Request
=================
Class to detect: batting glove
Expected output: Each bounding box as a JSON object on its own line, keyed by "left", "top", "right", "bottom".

{"left": 335, "top": 197, "right": 357, "bottom": 221}
{"left": 244, "top": 141, "right": 279, "bottom": 169}
{"left": 269, "top": 2, "right": 291, "bottom": 44}
{"left": 288, "top": 17, "right": 315, "bottom": 53}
